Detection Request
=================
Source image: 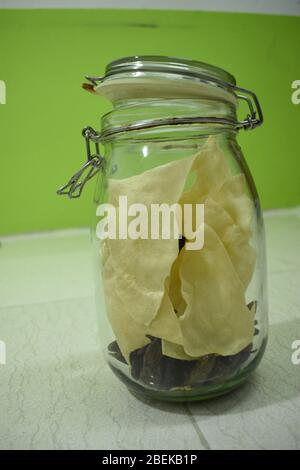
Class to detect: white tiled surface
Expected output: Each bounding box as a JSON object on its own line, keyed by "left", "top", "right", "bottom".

{"left": 0, "top": 210, "right": 300, "bottom": 450}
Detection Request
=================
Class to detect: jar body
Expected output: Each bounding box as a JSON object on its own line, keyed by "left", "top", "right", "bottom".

{"left": 92, "top": 99, "right": 268, "bottom": 402}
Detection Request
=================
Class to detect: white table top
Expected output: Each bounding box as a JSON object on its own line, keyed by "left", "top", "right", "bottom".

{"left": 0, "top": 208, "right": 299, "bottom": 450}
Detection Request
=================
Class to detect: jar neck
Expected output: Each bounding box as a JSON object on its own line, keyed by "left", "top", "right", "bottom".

{"left": 101, "top": 98, "right": 238, "bottom": 140}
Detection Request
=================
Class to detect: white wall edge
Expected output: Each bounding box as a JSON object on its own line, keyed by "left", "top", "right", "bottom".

{"left": 0, "top": 227, "right": 90, "bottom": 243}
{"left": 263, "top": 206, "right": 300, "bottom": 218}
{"left": 0, "top": 1, "right": 300, "bottom": 17}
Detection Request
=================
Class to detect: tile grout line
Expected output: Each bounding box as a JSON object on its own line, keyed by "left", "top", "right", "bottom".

{"left": 183, "top": 403, "right": 211, "bottom": 450}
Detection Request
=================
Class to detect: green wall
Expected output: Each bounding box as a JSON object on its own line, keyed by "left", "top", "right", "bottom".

{"left": 0, "top": 9, "right": 299, "bottom": 235}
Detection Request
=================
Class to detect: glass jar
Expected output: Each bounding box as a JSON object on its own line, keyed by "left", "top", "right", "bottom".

{"left": 58, "top": 56, "right": 268, "bottom": 402}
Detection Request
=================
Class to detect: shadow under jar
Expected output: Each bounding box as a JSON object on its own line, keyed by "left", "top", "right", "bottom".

{"left": 58, "top": 56, "right": 268, "bottom": 402}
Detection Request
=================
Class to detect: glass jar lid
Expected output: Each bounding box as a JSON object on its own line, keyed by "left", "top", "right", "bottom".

{"left": 84, "top": 55, "right": 263, "bottom": 132}
{"left": 104, "top": 55, "right": 236, "bottom": 86}
{"left": 85, "top": 55, "right": 237, "bottom": 105}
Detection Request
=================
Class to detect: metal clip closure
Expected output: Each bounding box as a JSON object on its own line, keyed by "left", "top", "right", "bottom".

{"left": 57, "top": 127, "right": 104, "bottom": 198}
{"left": 235, "top": 86, "right": 263, "bottom": 130}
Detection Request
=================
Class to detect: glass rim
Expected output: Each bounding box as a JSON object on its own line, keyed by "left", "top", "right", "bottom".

{"left": 104, "top": 55, "right": 236, "bottom": 87}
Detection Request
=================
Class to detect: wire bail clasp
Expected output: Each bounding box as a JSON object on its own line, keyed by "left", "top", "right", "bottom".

{"left": 235, "top": 86, "right": 263, "bottom": 130}
{"left": 57, "top": 126, "right": 104, "bottom": 198}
